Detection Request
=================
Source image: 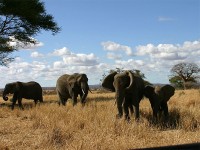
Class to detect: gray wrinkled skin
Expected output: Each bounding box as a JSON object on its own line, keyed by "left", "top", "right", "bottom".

{"left": 56, "top": 73, "right": 89, "bottom": 106}
{"left": 102, "top": 71, "right": 144, "bottom": 121}
{"left": 3, "top": 81, "right": 43, "bottom": 110}
{"left": 144, "top": 84, "right": 175, "bottom": 120}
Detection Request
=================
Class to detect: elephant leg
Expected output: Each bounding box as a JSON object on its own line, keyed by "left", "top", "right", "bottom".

{"left": 18, "top": 98, "right": 24, "bottom": 110}
{"left": 129, "top": 105, "right": 134, "bottom": 115}
{"left": 116, "top": 98, "right": 123, "bottom": 119}
{"left": 80, "top": 93, "right": 86, "bottom": 106}
{"left": 72, "top": 92, "right": 79, "bottom": 106}
{"left": 11, "top": 99, "right": 17, "bottom": 110}
{"left": 61, "top": 99, "right": 67, "bottom": 106}
{"left": 133, "top": 104, "right": 139, "bottom": 121}
{"left": 153, "top": 108, "right": 158, "bottom": 119}
{"left": 72, "top": 97, "right": 77, "bottom": 106}
{"left": 125, "top": 96, "right": 134, "bottom": 116}
{"left": 57, "top": 92, "right": 67, "bottom": 106}
{"left": 11, "top": 94, "right": 18, "bottom": 110}
{"left": 34, "top": 100, "right": 38, "bottom": 106}
{"left": 123, "top": 100, "right": 130, "bottom": 121}
{"left": 152, "top": 104, "right": 160, "bottom": 123}
{"left": 161, "top": 102, "right": 169, "bottom": 120}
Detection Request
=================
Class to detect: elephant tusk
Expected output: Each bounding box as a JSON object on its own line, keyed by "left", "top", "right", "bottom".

{"left": 82, "top": 89, "right": 85, "bottom": 94}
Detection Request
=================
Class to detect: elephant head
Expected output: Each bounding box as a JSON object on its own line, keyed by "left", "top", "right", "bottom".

{"left": 144, "top": 85, "right": 175, "bottom": 102}
{"left": 68, "top": 73, "right": 89, "bottom": 104}
{"left": 102, "top": 70, "right": 144, "bottom": 120}
{"left": 144, "top": 84, "right": 175, "bottom": 119}
{"left": 102, "top": 71, "right": 134, "bottom": 98}
{"left": 3, "top": 82, "right": 22, "bottom": 101}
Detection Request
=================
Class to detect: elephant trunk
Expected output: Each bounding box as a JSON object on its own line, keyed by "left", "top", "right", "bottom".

{"left": 2, "top": 91, "right": 8, "bottom": 101}
{"left": 115, "top": 89, "right": 125, "bottom": 118}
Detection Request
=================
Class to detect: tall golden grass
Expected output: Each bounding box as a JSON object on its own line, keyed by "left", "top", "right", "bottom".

{"left": 0, "top": 89, "right": 199, "bottom": 150}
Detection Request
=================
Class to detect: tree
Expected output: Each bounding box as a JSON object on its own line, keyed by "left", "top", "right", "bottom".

{"left": 169, "top": 62, "right": 200, "bottom": 89}
{"left": 0, "top": 0, "right": 60, "bottom": 66}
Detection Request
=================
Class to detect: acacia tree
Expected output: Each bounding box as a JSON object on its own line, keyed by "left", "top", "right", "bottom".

{"left": 169, "top": 62, "right": 200, "bottom": 89}
{"left": 0, "top": 0, "right": 60, "bottom": 66}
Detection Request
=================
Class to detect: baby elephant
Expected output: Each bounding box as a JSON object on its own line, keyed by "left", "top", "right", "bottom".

{"left": 2, "top": 81, "right": 43, "bottom": 110}
{"left": 144, "top": 84, "right": 175, "bottom": 120}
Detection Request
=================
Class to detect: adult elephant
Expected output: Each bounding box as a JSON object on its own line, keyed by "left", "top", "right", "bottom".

{"left": 56, "top": 73, "right": 89, "bottom": 106}
{"left": 144, "top": 84, "right": 175, "bottom": 120}
{"left": 3, "top": 81, "right": 43, "bottom": 110}
{"left": 102, "top": 70, "right": 145, "bottom": 121}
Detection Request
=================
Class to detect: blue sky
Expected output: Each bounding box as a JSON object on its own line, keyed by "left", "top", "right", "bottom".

{"left": 0, "top": 0, "right": 200, "bottom": 87}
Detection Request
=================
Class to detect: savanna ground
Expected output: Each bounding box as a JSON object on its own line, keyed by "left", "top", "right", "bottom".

{"left": 0, "top": 89, "right": 199, "bottom": 150}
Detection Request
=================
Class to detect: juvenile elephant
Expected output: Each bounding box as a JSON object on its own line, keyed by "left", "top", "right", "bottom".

{"left": 56, "top": 73, "right": 89, "bottom": 106}
{"left": 3, "top": 81, "right": 43, "bottom": 110}
{"left": 102, "top": 70, "right": 145, "bottom": 121}
{"left": 144, "top": 84, "right": 175, "bottom": 120}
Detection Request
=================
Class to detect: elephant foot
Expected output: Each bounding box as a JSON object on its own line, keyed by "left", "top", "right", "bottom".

{"left": 73, "top": 103, "right": 77, "bottom": 106}
{"left": 11, "top": 106, "right": 14, "bottom": 110}
{"left": 116, "top": 113, "right": 123, "bottom": 119}
{"left": 125, "top": 115, "right": 131, "bottom": 122}
{"left": 81, "top": 102, "right": 86, "bottom": 107}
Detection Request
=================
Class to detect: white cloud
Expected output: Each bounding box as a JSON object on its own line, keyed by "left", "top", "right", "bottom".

{"left": 106, "top": 52, "right": 122, "bottom": 60}
{"left": 63, "top": 53, "right": 99, "bottom": 66}
{"left": 9, "top": 37, "right": 44, "bottom": 50}
{"left": 115, "top": 59, "right": 145, "bottom": 70}
{"left": 31, "top": 51, "right": 44, "bottom": 58}
{"left": 53, "top": 61, "right": 64, "bottom": 69}
{"left": 136, "top": 40, "right": 200, "bottom": 61}
{"left": 0, "top": 40, "right": 200, "bottom": 88}
{"left": 52, "top": 47, "right": 71, "bottom": 56}
{"left": 101, "top": 41, "right": 133, "bottom": 56}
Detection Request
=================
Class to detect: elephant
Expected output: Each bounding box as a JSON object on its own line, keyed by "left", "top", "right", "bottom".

{"left": 2, "top": 81, "right": 43, "bottom": 110}
{"left": 144, "top": 84, "right": 175, "bottom": 120}
{"left": 56, "top": 73, "right": 90, "bottom": 106}
{"left": 102, "top": 70, "right": 145, "bottom": 121}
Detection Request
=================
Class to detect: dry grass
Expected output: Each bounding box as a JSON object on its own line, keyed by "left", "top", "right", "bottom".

{"left": 0, "top": 89, "right": 199, "bottom": 150}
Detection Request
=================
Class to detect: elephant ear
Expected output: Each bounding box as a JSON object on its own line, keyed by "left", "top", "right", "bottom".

{"left": 77, "top": 74, "right": 88, "bottom": 83}
{"left": 102, "top": 72, "right": 117, "bottom": 92}
{"left": 144, "top": 85, "right": 154, "bottom": 99}
{"left": 67, "top": 75, "right": 76, "bottom": 86}
{"left": 161, "top": 84, "right": 175, "bottom": 100}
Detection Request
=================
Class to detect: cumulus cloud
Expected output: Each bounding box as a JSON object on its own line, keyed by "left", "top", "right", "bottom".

{"left": 136, "top": 40, "right": 200, "bottom": 61}
{"left": 52, "top": 47, "right": 71, "bottom": 56}
{"left": 63, "top": 53, "right": 99, "bottom": 66}
{"left": 0, "top": 46, "right": 102, "bottom": 87}
{"left": 115, "top": 59, "right": 145, "bottom": 69}
{"left": 101, "top": 41, "right": 133, "bottom": 57}
{"left": 31, "top": 51, "right": 44, "bottom": 58}
{"left": 9, "top": 37, "right": 44, "bottom": 50}
{"left": 106, "top": 52, "right": 122, "bottom": 60}
{"left": 1, "top": 40, "right": 200, "bottom": 87}
{"left": 51, "top": 47, "right": 99, "bottom": 66}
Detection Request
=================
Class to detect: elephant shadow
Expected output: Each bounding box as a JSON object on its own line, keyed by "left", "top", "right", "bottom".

{"left": 0, "top": 102, "right": 36, "bottom": 109}
{"left": 141, "top": 108, "right": 181, "bottom": 130}
{"left": 0, "top": 100, "right": 58, "bottom": 110}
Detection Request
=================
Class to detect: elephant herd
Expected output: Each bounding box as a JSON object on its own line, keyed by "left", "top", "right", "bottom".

{"left": 1, "top": 71, "right": 175, "bottom": 122}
